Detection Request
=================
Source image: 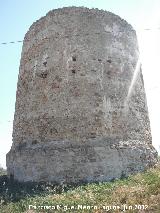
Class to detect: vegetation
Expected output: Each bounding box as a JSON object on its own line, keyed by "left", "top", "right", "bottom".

{"left": 0, "top": 167, "right": 6, "bottom": 176}
{"left": 0, "top": 161, "right": 160, "bottom": 213}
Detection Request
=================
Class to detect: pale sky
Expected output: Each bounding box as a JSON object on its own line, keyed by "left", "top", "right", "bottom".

{"left": 0, "top": 0, "right": 160, "bottom": 168}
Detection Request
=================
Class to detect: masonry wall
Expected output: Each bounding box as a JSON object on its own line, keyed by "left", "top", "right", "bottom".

{"left": 7, "top": 7, "right": 157, "bottom": 183}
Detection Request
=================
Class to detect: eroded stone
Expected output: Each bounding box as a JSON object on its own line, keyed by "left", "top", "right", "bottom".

{"left": 6, "top": 7, "right": 158, "bottom": 183}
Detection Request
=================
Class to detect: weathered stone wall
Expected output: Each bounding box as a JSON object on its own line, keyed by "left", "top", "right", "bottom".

{"left": 7, "top": 7, "right": 157, "bottom": 183}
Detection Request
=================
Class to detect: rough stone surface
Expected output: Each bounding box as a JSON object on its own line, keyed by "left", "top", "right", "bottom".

{"left": 7, "top": 7, "right": 158, "bottom": 183}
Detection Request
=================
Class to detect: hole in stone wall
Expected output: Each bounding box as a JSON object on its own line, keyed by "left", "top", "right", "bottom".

{"left": 72, "top": 69, "right": 76, "bottom": 74}
{"left": 32, "top": 140, "right": 38, "bottom": 145}
{"left": 40, "top": 73, "right": 47, "bottom": 78}
{"left": 107, "top": 59, "right": 112, "bottom": 63}
{"left": 98, "top": 59, "right": 102, "bottom": 62}
{"left": 50, "top": 128, "right": 58, "bottom": 134}
{"left": 43, "top": 61, "right": 47, "bottom": 67}
{"left": 90, "top": 132, "right": 96, "bottom": 138}
{"left": 72, "top": 56, "right": 76, "bottom": 61}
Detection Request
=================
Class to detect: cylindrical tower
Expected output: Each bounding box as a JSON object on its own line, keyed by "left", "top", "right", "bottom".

{"left": 7, "top": 7, "right": 157, "bottom": 183}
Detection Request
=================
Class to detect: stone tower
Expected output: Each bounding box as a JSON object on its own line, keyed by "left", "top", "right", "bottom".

{"left": 7, "top": 7, "right": 157, "bottom": 183}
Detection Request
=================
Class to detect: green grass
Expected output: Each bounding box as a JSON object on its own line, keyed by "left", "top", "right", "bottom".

{"left": 0, "top": 161, "right": 160, "bottom": 213}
